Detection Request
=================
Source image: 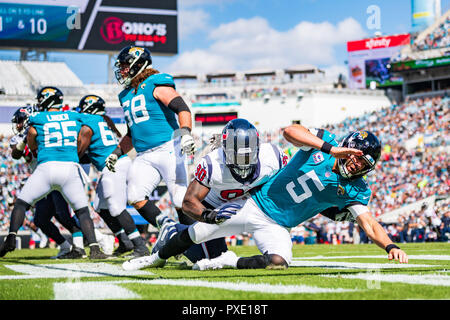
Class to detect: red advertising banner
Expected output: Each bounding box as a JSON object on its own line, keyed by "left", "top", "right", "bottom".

{"left": 347, "top": 34, "right": 411, "bottom": 52}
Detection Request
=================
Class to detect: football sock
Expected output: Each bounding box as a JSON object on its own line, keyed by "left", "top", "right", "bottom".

{"left": 136, "top": 200, "right": 161, "bottom": 227}
{"left": 72, "top": 231, "right": 84, "bottom": 249}
{"left": 9, "top": 198, "right": 31, "bottom": 234}
{"left": 98, "top": 209, "right": 122, "bottom": 234}
{"left": 116, "top": 210, "right": 146, "bottom": 247}
{"left": 74, "top": 206, "right": 97, "bottom": 245}
{"left": 158, "top": 228, "right": 194, "bottom": 259}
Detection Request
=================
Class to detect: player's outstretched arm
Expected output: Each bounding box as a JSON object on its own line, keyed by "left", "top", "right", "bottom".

{"left": 182, "top": 179, "right": 210, "bottom": 222}
{"left": 356, "top": 212, "right": 408, "bottom": 263}
{"left": 283, "top": 124, "right": 363, "bottom": 158}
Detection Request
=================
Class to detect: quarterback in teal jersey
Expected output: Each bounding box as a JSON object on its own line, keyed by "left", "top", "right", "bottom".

{"left": 105, "top": 46, "right": 196, "bottom": 230}
{"left": 123, "top": 124, "right": 408, "bottom": 271}
{"left": 0, "top": 87, "right": 108, "bottom": 259}
{"left": 77, "top": 94, "right": 149, "bottom": 258}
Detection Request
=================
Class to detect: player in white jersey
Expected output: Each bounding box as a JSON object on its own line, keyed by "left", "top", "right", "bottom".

{"left": 124, "top": 124, "right": 408, "bottom": 271}
{"left": 125, "top": 119, "right": 287, "bottom": 268}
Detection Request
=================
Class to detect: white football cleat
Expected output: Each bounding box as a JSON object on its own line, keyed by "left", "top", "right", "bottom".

{"left": 122, "top": 252, "right": 166, "bottom": 271}
{"left": 192, "top": 250, "right": 238, "bottom": 271}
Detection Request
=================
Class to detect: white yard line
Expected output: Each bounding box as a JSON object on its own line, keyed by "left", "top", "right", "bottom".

{"left": 290, "top": 260, "right": 439, "bottom": 269}
{"left": 53, "top": 278, "right": 359, "bottom": 299}
{"left": 1, "top": 263, "right": 154, "bottom": 280}
{"left": 293, "top": 255, "right": 450, "bottom": 261}
{"left": 322, "top": 273, "right": 450, "bottom": 286}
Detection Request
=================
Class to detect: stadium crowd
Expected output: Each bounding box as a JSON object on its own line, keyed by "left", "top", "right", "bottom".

{"left": 0, "top": 94, "right": 448, "bottom": 247}
{"left": 413, "top": 15, "right": 450, "bottom": 51}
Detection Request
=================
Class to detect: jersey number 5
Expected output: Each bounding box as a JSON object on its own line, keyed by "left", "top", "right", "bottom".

{"left": 286, "top": 170, "right": 324, "bottom": 203}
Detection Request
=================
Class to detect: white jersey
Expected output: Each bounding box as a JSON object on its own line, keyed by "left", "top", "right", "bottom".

{"left": 194, "top": 143, "right": 288, "bottom": 208}
{"left": 10, "top": 134, "right": 37, "bottom": 172}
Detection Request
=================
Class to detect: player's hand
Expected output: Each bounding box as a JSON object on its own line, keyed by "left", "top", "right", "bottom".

{"left": 330, "top": 147, "right": 363, "bottom": 159}
{"left": 215, "top": 203, "right": 241, "bottom": 224}
{"left": 105, "top": 153, "right": 118, "bottom": 172}
{"left": 388, "top": 248, "right": 408, "bottom": 264}
{"left": 181, "top": 134, "right": 196, "bottom": 156}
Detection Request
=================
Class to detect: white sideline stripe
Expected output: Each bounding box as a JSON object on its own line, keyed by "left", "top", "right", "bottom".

{"left": 322, "top": 273, "right": 450, "bottom": 286}
{"left": 54, "top": 282, "right": 140, "bottom": 300}
{"left": 290, "top": 261, "right": 437, "bottom": 269}
{"left": 1, "top": 263, "right": 154, "bottom": 280}
{"left": 293, "top": 255, "right": 450, "bottom": 261}
{"left": 52, "top": 279, "right": 358, "bottom": 297}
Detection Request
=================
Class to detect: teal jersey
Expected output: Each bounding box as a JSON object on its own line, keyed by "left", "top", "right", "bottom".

{"left": 251, "top": 129, "right": 372, "bottom": 228}
{"left": 29, "top": 111, "right": 82, "bottom": 165}
{"left": 78, "top": 113, "right": 122, "bottom": 171}
{"left": 118, "top": 73, "right": 179, "bottom": 152}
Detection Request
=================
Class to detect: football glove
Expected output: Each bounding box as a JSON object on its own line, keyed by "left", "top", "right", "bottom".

{"left": 0, "top": 233, "right": 16, "bottom": 258}
{"left": 201, "top": 203, "right": 241, "bottom": 224}
{"left": 181, "top": 133, "right": 196, "bottom": 156}
{"left": 105, "top": 153, "right": 118, "bottom": 172}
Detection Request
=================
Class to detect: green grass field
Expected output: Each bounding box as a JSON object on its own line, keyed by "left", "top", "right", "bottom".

{"left": 0, "top": 242, "right": 448, "bottom": 300}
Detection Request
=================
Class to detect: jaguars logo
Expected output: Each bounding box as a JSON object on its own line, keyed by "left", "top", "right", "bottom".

{"left": 128, "top": 47, "right": 144, "bottom": 57}
{"left": 85, "top": 95, "right": 99, "bottom": 106}
{"left": 41, "top": 88, "right": 56, "bottom": 98}
{"left": 358, "top": 131, "right": 368, "bottom": 139}
{"left": 337, "top": 185, "right": 345, "bottom": 196}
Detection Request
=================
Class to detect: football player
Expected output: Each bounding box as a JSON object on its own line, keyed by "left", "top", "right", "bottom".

{"left": 77, "top": 94, "right": 149, "bottom": 258}
{"left": 123, "top": 125, "right": 408, "bottom": 270}
{"left": 10, "top": 105, "right": 87, "bottom": 259}
{"left": 105, "top": 46, "right": 196, "bottom": 229}
{"left": 0, "top": 87, "right": 108, "bottom": 259}
{"left": 150, "top": 118, "right": 288, "bottom": 266}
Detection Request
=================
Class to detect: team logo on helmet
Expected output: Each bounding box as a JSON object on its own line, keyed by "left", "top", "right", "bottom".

{"left": 358, "top": 131, "right": 368, "bottom": 139}
{"left": 85, "top": 95, "right": 99, "bottom": 105}
{"left": 128, "top": 47, "right": 144, "bottom": 57}
{"left": 42, "top": 88, "right": 56, "bottom": 97}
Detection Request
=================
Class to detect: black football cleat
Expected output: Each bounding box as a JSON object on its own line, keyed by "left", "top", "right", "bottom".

{"left": 0, "top": 234, "right": 17, "bottom": 258}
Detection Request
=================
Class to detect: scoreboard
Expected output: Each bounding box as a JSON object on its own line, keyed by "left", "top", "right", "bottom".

{"left": 0, "top": 0, "right": 178, "bottom": 54}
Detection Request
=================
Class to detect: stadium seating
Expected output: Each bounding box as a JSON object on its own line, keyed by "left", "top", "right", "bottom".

{"left": 0, "top": 61, "right": 34, "bottom": 96}
{"left": 21, "top": 61, "right": 84, "bottom": 88}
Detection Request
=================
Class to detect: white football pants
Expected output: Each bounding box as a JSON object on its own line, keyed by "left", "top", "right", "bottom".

{"left": 188, "top": 196, "right": 293, "bottom": 265}
{"left": 127, "top": 138, "right": 188, "bottom": 208}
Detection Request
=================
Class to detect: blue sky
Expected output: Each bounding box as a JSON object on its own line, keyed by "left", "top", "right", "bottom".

{"left": 1, "top": 0, "right": 449, "bottom": 84}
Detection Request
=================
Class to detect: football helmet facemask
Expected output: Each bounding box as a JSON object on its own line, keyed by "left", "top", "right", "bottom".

{"left": 36, "top": 86, "right": 63, "bottom": 111}
{"left": 222, "top": 118, "right": 260, "bottom": 181}
{"left": 11, "top": 105, "right": 37, "bottom": 135}
{"left": 337, "top": 130, "right": 381, "bottom": 180}
{"left": 78, "top": 95, "right": 106, "bottom": 115}
{"left": 114, "top": 46, "right": 152, "bottom": 87}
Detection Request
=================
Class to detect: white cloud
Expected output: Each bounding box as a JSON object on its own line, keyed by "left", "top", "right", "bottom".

{"left": 178, "top": 9, "right": 210, "bottom": 39}
{"left": 168, "top": 16, "right": 367, "bottom": 74}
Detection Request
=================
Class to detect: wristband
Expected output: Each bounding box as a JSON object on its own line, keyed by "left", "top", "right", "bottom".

{"left": 180, "top": 126, "right": 192, "bottom": 136}
{"left": 320, "top": 142, "right": 333, "bottom": 154}
{"left": 112, "top": 146, "right": 124, "bottom": 157}
{"left": 385, "top": 244, "right": 400, "bottom": 254}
